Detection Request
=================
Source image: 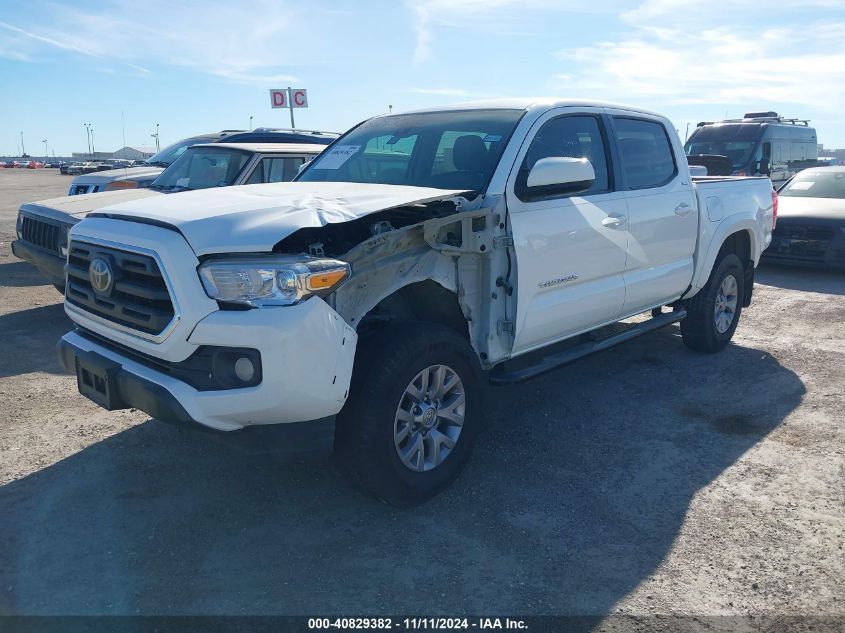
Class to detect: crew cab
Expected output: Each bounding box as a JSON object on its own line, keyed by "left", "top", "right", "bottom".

{"left": 12, "top": 142, "right": 324, "bottom": 288}
{"left": 57, "top": 99, "right": 776, "bottom": 505}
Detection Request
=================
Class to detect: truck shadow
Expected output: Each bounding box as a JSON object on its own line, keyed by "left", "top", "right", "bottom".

{"left": 0, "top": 304, "right": 70, "bottom": 378}
{"left": 757, "top": 263, "right": 845, "bottom": 296}
{"left": 0, "top": 328, "right": 804, "bottom": 618}
{"left": 0, "top": 260, "right": 56, "bottom": 288}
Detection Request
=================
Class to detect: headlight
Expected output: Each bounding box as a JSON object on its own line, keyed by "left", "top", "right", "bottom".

{"left": 103, "top": 180, "right": 139, "bottom": 191}
{"left": 198, "top": 255, "right": 351, "bottom": 307}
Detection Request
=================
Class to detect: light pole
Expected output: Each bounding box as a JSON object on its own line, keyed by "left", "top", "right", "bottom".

{"left": 84, "top": 123, "right": 92, "bottom": 156}
{"left": 249, "top": 115, "right": 254, "bottom": 131}
{"left": 90, "top": 127, "right": 95, "bottom": 156}
{"left": 20, "top": 131, "right": 25, "bottom": 156}
{"left": 151, "top": 123, "right": 160, "bottom": 153}
{"left": 43, "top": 139, "right": 47, "bottom": 161}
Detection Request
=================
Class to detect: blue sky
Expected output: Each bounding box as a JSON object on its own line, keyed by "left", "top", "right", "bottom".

{"left": 1, "top": 0, "right": 844, "bottom": 157}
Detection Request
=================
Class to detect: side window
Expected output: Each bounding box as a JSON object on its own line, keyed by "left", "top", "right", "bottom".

{"left": 613, "top": 117, "right": 677, "bottom": 189}
{"left": 515, "top": 115, "right": 611, "bottom": 200}
{"left": 246, "top": 157, "right": 306, "bottom": 184}
{"left": 773, "top": 141, "right": 789, "bottom": 164}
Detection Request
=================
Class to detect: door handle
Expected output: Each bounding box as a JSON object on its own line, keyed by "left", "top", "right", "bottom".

{"left": 601, "top": 215, "right": 626, "bottom": 227}
{"left": 674, "top": 202, "right": 693, "bottom": 216}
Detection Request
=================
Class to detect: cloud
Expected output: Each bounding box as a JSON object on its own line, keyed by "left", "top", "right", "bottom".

{"left": 405, "top": 0, "right": 597, "bottom": 63}
{"left": 406, "top": 87, "right": 472, "bottom": 96}
{"left": 127, "top": 63, "right": 152, "bottom": 76}
{"left": 0, "top": 1, "right": 307, "bottom": 86}
{"left": 0, "top": 20, "right": 98, "bottom": 56}
{"left": 553, "top": 4, "right": 845, "bottom": 114}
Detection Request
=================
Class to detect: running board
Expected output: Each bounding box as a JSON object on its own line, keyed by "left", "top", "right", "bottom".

{"left": 489, "top": 309, "right": 687, "bottom": 386}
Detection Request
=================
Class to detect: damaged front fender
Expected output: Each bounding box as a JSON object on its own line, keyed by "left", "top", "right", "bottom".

{"left": 329, "top": 194, "right": 516, "bottom": 369}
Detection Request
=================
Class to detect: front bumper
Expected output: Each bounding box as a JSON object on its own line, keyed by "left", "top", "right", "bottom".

{"left": 11, "top": 239, "right": 67, "bottom": 287}
{"left": 58, "top": 336, "right": 336, "bottom": 458}
{"left": 59, "top": 296, "right": 358, "bottom": 433}
{"left": 761, "top": 219, "right": 845, "bottom": 269}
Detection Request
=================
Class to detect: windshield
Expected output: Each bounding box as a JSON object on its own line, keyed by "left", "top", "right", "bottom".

{"left": 297, "top": 109, "right": 523, "bottom": 192}
{"left": 685, "top": 124, "right": 762, "bottom": 169}
{"left": 780, "top": 170, "right": 845, "bottom": 199}
{"left": 150, "top": 147, "right": 251, "bottom": 191}
{"left": 145, "top": 138, "right": 207, "bottom": 167}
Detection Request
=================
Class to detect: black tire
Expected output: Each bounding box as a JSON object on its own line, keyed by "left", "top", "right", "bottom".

{"left": 335, "top": 323, "right": 481, "bottom": 507}
{"left": 681, "top": 253, "right": 745, "bottom": 353}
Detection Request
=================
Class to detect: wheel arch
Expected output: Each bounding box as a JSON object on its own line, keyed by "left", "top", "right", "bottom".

{"left": 690, "top": 222, "right": 758, "bottom": 297}
{"left": 354, "top": 279, "right": 471, "bottom": 341}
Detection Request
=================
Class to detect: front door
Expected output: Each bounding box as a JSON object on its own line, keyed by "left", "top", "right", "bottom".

{"left": 507, "top": 109, "right": 629, "bottom": 355}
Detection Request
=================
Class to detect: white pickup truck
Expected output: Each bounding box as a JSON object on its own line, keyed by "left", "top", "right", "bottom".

{"left": 58, "top": 99, "right": 776, "bottom": 505}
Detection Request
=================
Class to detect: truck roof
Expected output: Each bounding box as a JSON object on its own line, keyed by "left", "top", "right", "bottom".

{"left": 399, "top": 97, "right": 666, "bottom": 118}
{"left": 191, "top": 142, "right": 326, "bottom": 154}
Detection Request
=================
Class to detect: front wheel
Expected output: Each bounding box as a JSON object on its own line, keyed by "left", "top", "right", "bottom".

{"left": 335, "top": 323, "right": 481, "bottom": 506}
{"left": 681, "top": 253, "right": 745, "bottom": 353}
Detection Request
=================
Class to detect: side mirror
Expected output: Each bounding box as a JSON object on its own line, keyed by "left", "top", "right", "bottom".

{"left": 526, "top": 157, "right": 595, "bottom": 197}
{"left": 758, "top": 158, "right": 770, "bottom": 175}
{"left": 298, "top": 159, "right": 312, "bottom": 174}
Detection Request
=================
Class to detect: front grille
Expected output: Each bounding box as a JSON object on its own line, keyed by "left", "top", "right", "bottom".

{"left": 770, "top": 223, "right": 833, "bottom": 259}
{"left": 65, "top": 241, "right": 175, "bottom": 336}
{"left": 20, "top": 215, "right": 63, "bottom": 254}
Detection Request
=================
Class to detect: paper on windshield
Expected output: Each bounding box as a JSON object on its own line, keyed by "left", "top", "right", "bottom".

{"left": 314, "top": 145, "right": 360, "bottom": 170}
{"left": 790, "top": 181, "right": 815, "bottom": 190}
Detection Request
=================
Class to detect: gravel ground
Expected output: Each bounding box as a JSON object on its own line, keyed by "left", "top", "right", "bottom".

{"left": 0, "top": 170, "right": 842, "bottom": 628}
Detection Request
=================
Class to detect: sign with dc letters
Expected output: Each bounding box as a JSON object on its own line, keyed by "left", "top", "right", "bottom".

{"left": 270, "top": 88, "right": 308, "bottom": 108}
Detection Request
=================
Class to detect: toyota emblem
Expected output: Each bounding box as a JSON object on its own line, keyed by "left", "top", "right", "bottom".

{"left": 89, "top": 257, "right": 114, "bottom": 295}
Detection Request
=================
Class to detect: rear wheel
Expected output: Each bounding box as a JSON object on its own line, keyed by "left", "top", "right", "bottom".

{"left": 681, "top": 253, "right": 745, "bottom": 353}
{"left": 335, "top": 323, "right": 481, "bottom": 506}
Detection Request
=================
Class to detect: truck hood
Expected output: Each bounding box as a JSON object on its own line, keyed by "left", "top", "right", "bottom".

{"left": 21, "top": 189, "right": 163, "bottom": 223}
{"left": 72, "top": 166, "right": 164, "bottom": 184}
{"left": 778, "top": 196, "right": 845, "bottom": 221}
{"left": 90, "top": 182, "right": 467, "bottom": 256}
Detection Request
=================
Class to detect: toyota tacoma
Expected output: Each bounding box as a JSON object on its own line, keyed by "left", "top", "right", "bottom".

{"left": 57, "top": 99, "right": 776, "bottom": 505}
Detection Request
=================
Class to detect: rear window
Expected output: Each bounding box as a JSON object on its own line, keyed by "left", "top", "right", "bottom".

{"left": 613, "top": 117, "right": 677, "bottom": 189}
{"left": 245, "top": 157, "right": 307, "bottom": 184}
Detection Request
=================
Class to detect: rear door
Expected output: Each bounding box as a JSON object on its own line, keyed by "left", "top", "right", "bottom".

{"left": 607, "top": 112, "right": 697, "bottom": 314}
{"left": 507, "top": 108, "right": 629, "bottom": 354}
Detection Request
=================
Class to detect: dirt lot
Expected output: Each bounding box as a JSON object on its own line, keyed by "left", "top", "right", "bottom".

{"left": 0, "top": 169, "right": 842, "bottom": 624}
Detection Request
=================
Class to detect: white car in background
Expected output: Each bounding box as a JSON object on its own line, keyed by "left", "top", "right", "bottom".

{"left": 763, "top": 166, "right": 845, "bottom": 269}
{"left": 12, "top": 142, "right": 325, "bottom": 288}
